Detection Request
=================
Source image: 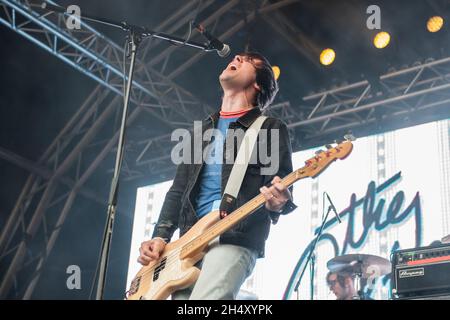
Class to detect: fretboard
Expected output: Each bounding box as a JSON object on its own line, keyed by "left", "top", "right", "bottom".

{"left": 180, "top": 167, "right": 306, "bottom": 258}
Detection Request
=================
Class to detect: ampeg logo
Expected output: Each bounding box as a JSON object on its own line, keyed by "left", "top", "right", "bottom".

{"left": 399, "top": 268, "right": 425, "bottom": 278}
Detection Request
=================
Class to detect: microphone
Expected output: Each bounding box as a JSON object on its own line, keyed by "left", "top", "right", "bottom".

{"left": 325, "top": 192, "right": 342, "bottom": 223}
{"left": 192, "top": 21, "right": 231, "bottom": 58}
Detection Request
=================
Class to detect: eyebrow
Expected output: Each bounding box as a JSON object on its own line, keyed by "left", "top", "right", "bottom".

{"left": 247, "top": 57, "right": 264, "bottom": 67}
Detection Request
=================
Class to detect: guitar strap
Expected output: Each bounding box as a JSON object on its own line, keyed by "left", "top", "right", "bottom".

{"left": 219, "top": 115, "right": 267, "bottom": 218}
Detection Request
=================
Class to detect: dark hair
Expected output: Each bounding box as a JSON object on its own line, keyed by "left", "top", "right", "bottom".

{"left": 326, "top": 271, "right": 354, "bottom": 288}
{"left": 240, "top": 51, "right": 279, "bottom": 109}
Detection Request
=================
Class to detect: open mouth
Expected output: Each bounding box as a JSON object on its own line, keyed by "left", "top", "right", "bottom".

{"left": 229, "top": 64, "right": 237, "bottom": 71}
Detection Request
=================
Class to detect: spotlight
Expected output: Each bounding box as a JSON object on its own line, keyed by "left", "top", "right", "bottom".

{"left": 272, "top": 66, "right": 281, "bottom": 80}
{"left": 320, "top": 48, "right": 336, "bottom": 66}
{"left": 427, "top": 16, "right": 444, "bottom": 33}
{"left": 373, "top": 31, "right": 391, "bottom": 49}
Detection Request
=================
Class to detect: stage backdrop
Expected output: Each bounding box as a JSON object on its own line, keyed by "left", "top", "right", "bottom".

{"left": 127, "top": 119, "right": 450, "bottom": 300}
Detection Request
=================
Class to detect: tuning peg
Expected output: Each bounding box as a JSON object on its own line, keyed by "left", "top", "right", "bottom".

{"left": 315, "top": 149, "right": 325, "bottom": 156}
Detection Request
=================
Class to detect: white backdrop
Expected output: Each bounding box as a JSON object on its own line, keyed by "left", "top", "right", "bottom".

{"left": 127, "top": 119, "right": 450, "bottom": 300}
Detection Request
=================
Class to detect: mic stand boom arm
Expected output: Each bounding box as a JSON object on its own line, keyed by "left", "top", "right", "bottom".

{"left": 40, "top": 2, "right": 213, "bottom": 51}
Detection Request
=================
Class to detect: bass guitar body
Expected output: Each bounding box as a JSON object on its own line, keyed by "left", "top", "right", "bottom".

{"left": 126, "top": 211, "right": 221, "bottom": 300}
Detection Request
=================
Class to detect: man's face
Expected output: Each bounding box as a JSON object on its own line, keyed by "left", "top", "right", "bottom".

{"left": 328, "top": 273, "right": 352, "bottom": 300}
{"left": 219, "top": 54, "right": 261, "bottom": 91}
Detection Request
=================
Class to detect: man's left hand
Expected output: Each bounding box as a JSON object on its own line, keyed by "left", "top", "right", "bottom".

{"left": 260, "top": 176, "right": 291, "bottom": 212}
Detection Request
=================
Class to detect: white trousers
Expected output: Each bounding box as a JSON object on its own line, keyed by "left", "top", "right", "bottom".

{"left": 172, "top": 239, "right": 257, "bottom": 300}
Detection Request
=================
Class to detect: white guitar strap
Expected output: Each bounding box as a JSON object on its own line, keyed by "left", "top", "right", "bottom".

{"left": 219, "top": 115, "right": 267, "bottom": 218}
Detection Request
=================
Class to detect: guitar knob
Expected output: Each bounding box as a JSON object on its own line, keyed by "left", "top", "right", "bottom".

{"left": 325, "top": 144, "right": 333, "bottom": 150}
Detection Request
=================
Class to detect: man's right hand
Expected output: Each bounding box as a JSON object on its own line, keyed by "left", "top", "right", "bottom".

{"left": 137, "top": 238, "right": 167, "bottom": 266}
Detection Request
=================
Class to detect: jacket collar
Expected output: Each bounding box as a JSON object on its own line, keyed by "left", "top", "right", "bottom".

{"left": 236, "top": 107, "right": 262, "bottom": 128}
{"left": 208, "top": 107, "right": 262, "bottom": 128}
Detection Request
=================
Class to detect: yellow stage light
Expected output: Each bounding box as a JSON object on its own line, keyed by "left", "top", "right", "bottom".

{"left": 427, "top": 16, "right": 444, "bottom": 33}
{"left": 320, "top": 48, "right": 336, "bottom": 66}
{"left": 374, "top": 31, "right": 391, "bottom": 49}
{"left": 272, "top": 66, "right": 281, "bottom": 80}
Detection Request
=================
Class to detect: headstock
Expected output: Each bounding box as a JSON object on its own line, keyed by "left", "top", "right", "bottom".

{"left": 295, "top": 140, "right": 353, "bottom": 179}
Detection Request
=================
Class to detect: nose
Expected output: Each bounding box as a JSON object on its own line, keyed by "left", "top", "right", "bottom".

{"left": 233, "top": 55, "right": 242, "bottom": 63}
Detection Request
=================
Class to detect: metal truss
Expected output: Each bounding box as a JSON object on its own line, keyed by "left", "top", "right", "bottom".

{"left": 0, "top": 85, "right": 127, "bottom": 299}
{"left": 0, "top": 0, "right": 307, "bottom": 183}
{"left": 0, "top": 0, "right": 214, "bottom": 128}
{"left": 124, "top": 55, "right": 450, "bottom": 178}
{"left": 0, "top": 0, "right": 217, "bottom": 299}
{"left": 289, "top": 56, "right": 450, "bottom": 141}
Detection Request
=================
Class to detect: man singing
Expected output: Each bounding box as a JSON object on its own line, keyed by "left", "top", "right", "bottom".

{"left": 137, "top": 52, "right": 297, "bottom": 299}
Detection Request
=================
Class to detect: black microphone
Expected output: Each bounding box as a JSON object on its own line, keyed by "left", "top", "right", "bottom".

{"left": 192, "top": 21, "right": 230, "bottom": 58}
{"left": 325, "top": 192, "right": 342, "bottom": 223}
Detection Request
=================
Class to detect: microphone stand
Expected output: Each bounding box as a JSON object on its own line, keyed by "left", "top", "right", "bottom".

{"left": 294, "top": 204, "right": 334, "bottom": 300}
{"left": 310, "top": 252, "right": 316, "bottom": 300}
{"left": 40, "top": 2, "right": 214, "bottom": 300}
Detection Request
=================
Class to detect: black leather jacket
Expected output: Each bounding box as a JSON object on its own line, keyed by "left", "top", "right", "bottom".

{"left": 152, "top": 107, "right": 297, "bottom": 257}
